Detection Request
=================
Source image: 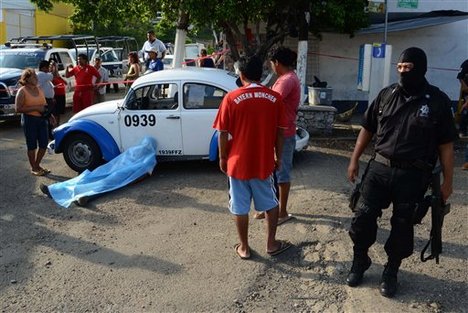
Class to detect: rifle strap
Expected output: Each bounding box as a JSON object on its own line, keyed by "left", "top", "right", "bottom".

{"left": 420, "top": 233, "right": 434, "bottom": 262}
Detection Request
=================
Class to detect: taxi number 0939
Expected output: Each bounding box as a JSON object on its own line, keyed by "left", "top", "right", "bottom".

{"left": 124, "top": 114, "right": 156, "bottom": 127}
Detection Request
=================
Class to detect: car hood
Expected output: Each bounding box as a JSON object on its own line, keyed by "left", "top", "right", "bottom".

{"left": 69, "top": 99, "right": 123, "bottom": 121}
{"left": 0, "top": 67, "right": 23, "bottom": 81}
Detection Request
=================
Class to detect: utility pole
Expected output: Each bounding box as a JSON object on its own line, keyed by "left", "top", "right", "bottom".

{"left": 297, "top": 1, "right": 310, "bottom": 104}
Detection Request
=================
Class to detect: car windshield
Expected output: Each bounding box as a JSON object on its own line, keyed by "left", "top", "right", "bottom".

{"left": 0, "top": 51, "right": 46, "bottom": 69}
{"left": 69, "top": 48, "right": 96, "bottom": 61}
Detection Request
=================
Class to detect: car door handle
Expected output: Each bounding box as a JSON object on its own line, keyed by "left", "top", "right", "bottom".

{"left": 166, "top": 115, "right": 180, "bottom": 119}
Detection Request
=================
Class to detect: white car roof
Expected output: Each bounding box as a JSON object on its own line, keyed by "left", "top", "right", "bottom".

{"left": 135, "top": 67, "right": 239, "bottom": 90}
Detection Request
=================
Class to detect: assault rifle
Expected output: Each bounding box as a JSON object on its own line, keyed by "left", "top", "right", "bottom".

{"left": 419, "top": 166, "right": 451, "bottom": 264}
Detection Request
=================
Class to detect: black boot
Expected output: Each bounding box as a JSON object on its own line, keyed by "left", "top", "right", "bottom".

{"left": 40, "top": 183, "right": 52, "bottom": 198}
{"left": 379, "top": 262, "right": 399, "bottom": 297}
{"left": 346, "top": 255, "right": 372, "bottom": 287}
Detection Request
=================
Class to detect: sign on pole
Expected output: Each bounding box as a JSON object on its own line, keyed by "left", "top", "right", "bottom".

{"left": 397, "top": 0, "right": 418, "bottom": 9}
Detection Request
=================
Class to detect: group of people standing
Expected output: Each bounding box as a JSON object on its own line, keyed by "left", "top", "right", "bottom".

{"left": 214, "top": 46, "right": 458, "bottom": 299}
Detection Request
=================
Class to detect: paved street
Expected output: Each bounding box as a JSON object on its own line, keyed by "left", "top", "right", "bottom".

{"left": 0, "top": 110, "right": 467, "bottom": 312}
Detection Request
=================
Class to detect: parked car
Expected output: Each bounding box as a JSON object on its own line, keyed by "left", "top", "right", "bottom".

{"left": 0, "top": 67, "right": 23, "bottom": 119}
{"left": 0, "top": 44, "right": 76, "bottom": 120}
{"left": 161, "top": 54, "right": 197, "bottom": 69}
{"left": 49, "top": 68, "right": 309, "bottom": 172}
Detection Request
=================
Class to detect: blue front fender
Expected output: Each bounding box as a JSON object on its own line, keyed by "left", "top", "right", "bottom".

{"left": 209, "top": 131, "right": 219, "bottom": 161}
{"left": 54, "top": 119, "right": 121, "bottom": 162}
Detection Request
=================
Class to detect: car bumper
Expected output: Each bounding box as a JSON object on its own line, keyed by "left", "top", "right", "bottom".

{"left": 47, "top": 140, "right": 56, "bottom": 155}
{"left": 0, "top": 103, "right": 19, "bottom": 120}
{"left": 295, "top": 127, "right": 310, "bottom": 152}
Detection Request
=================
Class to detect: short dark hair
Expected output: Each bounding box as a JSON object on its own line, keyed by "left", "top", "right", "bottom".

{"left": 269, "top": 47, "right": 297, "bottom": 67}
{"left": 147, "top": 30, "right": 155, "bottom": 35}
{"left": 39, "top": 60, "right": 50, "bottom": 70}
{"left": 94, "top": 57, "right": 102, "bottom": 62}
{"left": 78, "top": 53, "right": 88, "bottom": 62}
{"left": 238, "top": 55, "right": 263, "bottom": 82}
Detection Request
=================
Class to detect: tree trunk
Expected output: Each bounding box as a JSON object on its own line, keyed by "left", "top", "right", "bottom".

{"left": 297, "top": 4, "right": 309, "bottom": 104}
{"left": 173, "top": 11, "right": 190, "bottom": 69}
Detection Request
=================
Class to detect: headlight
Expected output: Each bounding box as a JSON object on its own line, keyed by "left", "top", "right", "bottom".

{"left": 8, "top": 85, "right": 19, "bottom": 96}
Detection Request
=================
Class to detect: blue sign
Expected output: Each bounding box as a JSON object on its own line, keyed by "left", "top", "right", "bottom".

{"left": 372, "top": 43, "right": 386, "bottom": 58}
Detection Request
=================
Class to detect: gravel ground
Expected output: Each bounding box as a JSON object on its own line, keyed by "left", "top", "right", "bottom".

{"left": 0, "top": 113, "right": 466, "bottom": 313}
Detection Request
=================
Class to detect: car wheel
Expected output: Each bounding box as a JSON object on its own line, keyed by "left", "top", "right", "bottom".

{"left": 63, "top": 133, "right": 102, "bottom": 172}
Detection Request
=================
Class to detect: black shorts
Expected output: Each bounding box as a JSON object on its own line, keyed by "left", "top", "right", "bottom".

{"left": 23, "top": 114, "right": 48, "bottom": 150}
{"left": 54, "top": 95, "right": 66, "bottom": 115}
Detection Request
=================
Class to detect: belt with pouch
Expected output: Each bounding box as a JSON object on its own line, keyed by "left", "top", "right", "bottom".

{"left": 374, "top": 153, "right": 433, "bottom": 171}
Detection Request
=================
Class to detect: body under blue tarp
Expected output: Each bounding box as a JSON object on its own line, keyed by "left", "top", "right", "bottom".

{"left": 49, "top": 137, "right": 157, "bottom": 208}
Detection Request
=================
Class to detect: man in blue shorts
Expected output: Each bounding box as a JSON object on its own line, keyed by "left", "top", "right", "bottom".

{"left": 213, "top": 55, "right": 292, "bottom": 259}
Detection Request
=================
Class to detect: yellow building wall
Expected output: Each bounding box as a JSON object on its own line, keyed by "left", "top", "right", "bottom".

{"left": 35, "top": 3, "right": 74, "bottom": 36}
{"left": 0, "top": 3, "right": 74, "bottom": 44}
{"left": 0, "top": 10, "right": 6, "bottom": 43}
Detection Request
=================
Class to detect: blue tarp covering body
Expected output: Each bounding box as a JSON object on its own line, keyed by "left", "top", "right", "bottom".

{"left": 49, "top": 137, "right": 157, "bottom": 208}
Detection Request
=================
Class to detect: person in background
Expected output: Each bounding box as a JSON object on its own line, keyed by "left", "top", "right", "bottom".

{"left": 37, "top": 60, "right": 56, "bottom": 139}
{"left": 254, "top": 47, "right": 301, "bottom": 225}
{"left": 213, "top": 55, "right": 291, "bottom": 260}
{"left": 214, "top": 40, "right": 225, "bottom": 69}
{"left": 458, "top": 60, "right": 468, "bottom": 170}
{"left": 346, "top": 47, "right": 457, "bottom": 298}
{"left": 50, "top": 60, "right": 67, "bottom": 126}
{"left": 93, "top": 57, "right": 109, "bottom": 104}
{"left": 144, "top": 48, "right": 163, "bottom": 74}
{"left": 124, "top": 52, "right": 141, "bottom": 89}
{"left": 65, "top": 53, "right": 101, "bottom": 113}
{"left": 199, "top": 48, "right": 215, "bottom": 68}
{"left": 15, "top": 68, "right": 50, "bottom": 176}
{"left": 140, "top": 30, "right": 166, "bottom": 69}
{"left": 456, "top": 59, "right": 468, "bottom": 138}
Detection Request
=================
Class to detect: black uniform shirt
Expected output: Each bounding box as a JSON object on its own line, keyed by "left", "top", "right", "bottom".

{"left": 362, "top": 82, "right": 457, "bottom": 163}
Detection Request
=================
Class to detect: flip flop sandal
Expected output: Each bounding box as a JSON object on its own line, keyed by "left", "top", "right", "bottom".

{"left": 234, "top": 243, "right": 251, "bottom": 260}
{"left": 31, "top": 169, "right": 46, "bottom": 176}
{"left": 253, "top": 212, "right": 265, "bottom": 219}
{"left": 277, "top": 214, "right": 294, "bottom": 226}
{"left": 267, "top": 240, "right": 292, "bottom": 256}
{"left": 39, "top": 167, "right": 51, "bottom": 174}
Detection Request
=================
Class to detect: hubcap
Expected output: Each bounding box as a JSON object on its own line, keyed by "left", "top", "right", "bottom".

{"left": 70, "top": 141, "right": 92, "bottom": 166}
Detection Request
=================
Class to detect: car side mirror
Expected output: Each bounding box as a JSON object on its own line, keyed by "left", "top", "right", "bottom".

{"left": 57, "top": 64, "right": 64, "bottom": 71}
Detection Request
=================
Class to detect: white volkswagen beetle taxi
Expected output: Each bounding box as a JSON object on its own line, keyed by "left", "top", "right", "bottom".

{"left": 50, "top": 68, "right": 309, "bottom": 172}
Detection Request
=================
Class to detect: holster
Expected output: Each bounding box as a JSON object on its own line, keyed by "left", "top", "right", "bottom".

{"left": 349, "top": 182, "right": 361, "bottom": 212}
{"left": 413, "top": 195, "right": 431, "bottom": 224}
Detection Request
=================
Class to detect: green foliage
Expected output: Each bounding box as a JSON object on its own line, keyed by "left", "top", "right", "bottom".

{"left": 32, "top": 0, "right": 370, "bottom": 61}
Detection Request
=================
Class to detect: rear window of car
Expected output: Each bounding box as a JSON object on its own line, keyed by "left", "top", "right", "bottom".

{"left": 0, "top": 51, "right": 46, "bottom": 69}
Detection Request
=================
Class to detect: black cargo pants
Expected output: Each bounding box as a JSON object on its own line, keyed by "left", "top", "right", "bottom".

{"left": 349, "top": 160, "right": 431, "bottom": 260}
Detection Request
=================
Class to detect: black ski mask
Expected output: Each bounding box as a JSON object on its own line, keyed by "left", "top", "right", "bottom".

{"left": 398, "top": 47, "right": 427, "bottom": 95}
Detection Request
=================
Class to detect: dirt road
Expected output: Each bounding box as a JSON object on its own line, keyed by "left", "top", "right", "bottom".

{"left": 0, "top": 118, "right": 466, "bottom": 312}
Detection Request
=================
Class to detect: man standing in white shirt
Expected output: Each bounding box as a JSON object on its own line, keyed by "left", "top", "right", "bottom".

{"left": 37, "top": 60, "right": 55, "bottom": 107}
{"left": 37, "top": 60, "right": 56, "bottom": 139}
{"left": 141, "top": 30, "right": 166, "bottom": 69}
{"left": 93, "top": 57, "right": 109, "bottom": 103}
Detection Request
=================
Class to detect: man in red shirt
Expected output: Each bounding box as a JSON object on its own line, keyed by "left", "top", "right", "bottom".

{"left": 66, "top": 53, "right": 101, "bottom": 113}
{"left": 213, "top": 55, "right": 291, "bottom": 259}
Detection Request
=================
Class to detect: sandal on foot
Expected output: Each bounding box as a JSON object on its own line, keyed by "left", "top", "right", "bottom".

{"left": 234, "top": 243, "right": 251, "bottom": 260}
{"left": 31, "top": 169, "right": 46, "bottom": 176}
{"left": 39, "top": 167, "right": 51, "bottom": 174}
{"left": 277, "top": 214, "right": 294, "bottom": 226}
{"left": 253, "top": 212, "right": 265, "bottom": 219}
{"left": 267, "top": 240, "right": 292, "bottom": 256}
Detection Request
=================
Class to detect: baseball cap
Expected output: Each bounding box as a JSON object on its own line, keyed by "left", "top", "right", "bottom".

{"left": 145, "top": 47, "right": 158, "bottom": 54}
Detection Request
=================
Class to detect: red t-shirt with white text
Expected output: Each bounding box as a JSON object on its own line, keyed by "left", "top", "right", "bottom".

{"left": 213, "top": 83, "right": 287, "bottom": 180}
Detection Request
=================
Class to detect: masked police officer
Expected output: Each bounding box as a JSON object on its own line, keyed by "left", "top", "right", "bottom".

{"left": 346, "top": 47, "right": 457, "bottom": 297}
